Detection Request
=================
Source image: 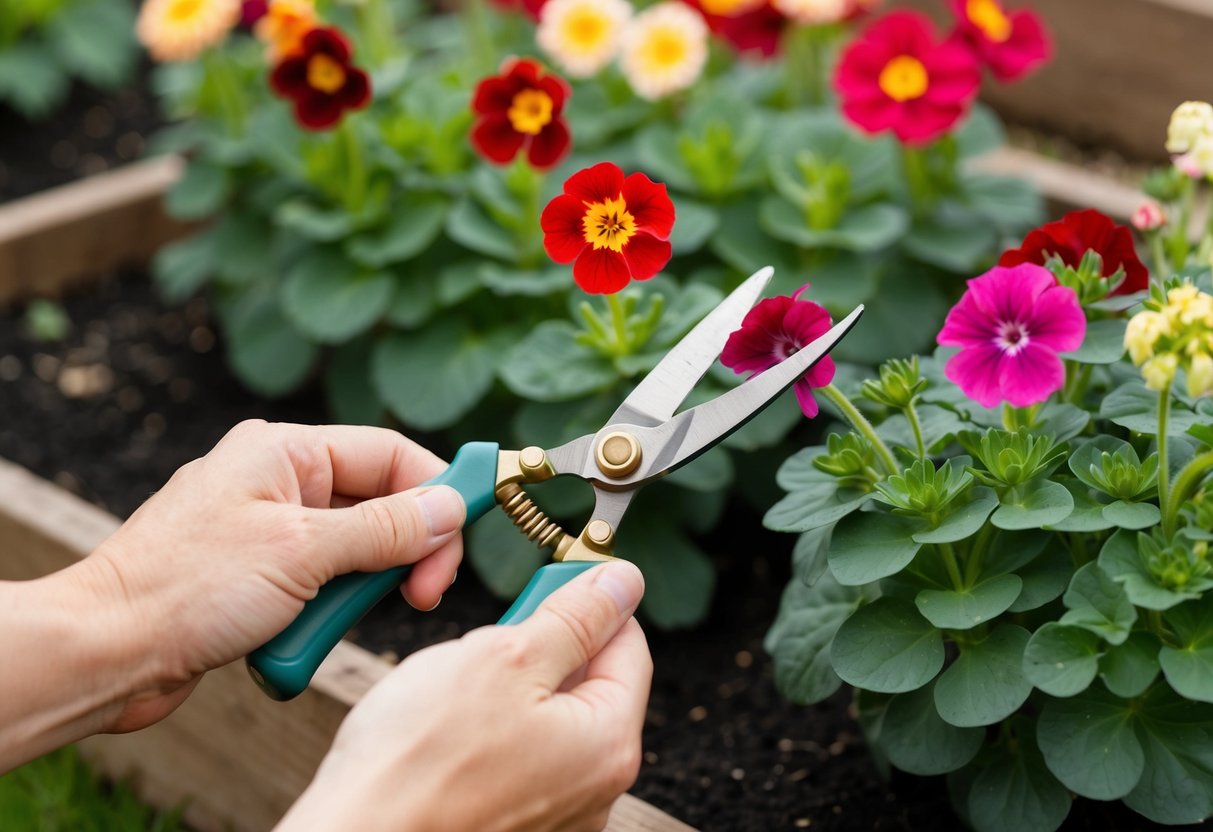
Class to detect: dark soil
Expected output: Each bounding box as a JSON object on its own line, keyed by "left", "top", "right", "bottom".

{"left": 0, "top": 273, "right": 1196, "bottom": 831}
{"left": 0, "top": 77, "right": 161, "bottom": 204}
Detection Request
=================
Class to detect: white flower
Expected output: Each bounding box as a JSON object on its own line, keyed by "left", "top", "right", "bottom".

{"left": 618, "top": 2, "right": 708, "bottom": 101}
{"left": 537, "top": 0, "right": 632, "bottom": 79}
{"left": 772, "top": 0, "right": 849, "bottom": 25}
{"left": 1166, "top": 100, "right": 1213, "bottom": 155}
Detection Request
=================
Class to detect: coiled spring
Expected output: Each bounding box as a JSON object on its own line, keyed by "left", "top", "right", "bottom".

{"left": 497, "top": 483, "right": 568, "bottom": 550}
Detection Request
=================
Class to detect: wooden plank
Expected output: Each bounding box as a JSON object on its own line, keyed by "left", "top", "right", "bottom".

{"left": 0, "top": 457, "right": 695, "bottom": 832}
{"left": 972, "top": 147, "right": 1143, "bottom": 221}
{"left": 0, "top": 156, "right": 191, "bottom": 307}
{"left": 901, "top": 0, "right": 1213, "bottom": 160}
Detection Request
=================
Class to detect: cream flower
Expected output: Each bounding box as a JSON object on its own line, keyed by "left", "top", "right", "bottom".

{"left": 618, "top": 2, "right": 708, "bottom": 101}
{"left": 1167, "top": 101, "right": 1213, "bottom": 155}
{"left": 537, "top": 0, "right": 632, "bottom": 79}
{"left": 1125, "top": 310, "right": 1170, "bottom": 366}
{"left": 772, "top": 0, "right": 848, "bottom": 24}
{"left": 136, "top": 0, "right": 240, "bottom": 62}
{"left": 1143, "top": 353, "right": 1179, "bottom": 391}
{"left": 1191, "top": 352, "right": 1213, "bottom": 398}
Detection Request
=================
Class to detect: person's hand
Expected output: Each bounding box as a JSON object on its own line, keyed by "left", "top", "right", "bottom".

{"left": 279, "top": 561, "right": 651, "bottom": 832}
{"left": 75, "top": 420, "right": 468, "bottom": 734}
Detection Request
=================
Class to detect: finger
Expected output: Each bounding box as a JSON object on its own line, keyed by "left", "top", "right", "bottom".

{"left": 303, "top": 485, "right": 466, "bottom": 575}
{"left": 301, "top": 424, "right": 447, "bottom": 506}
{"left": 567, "top": 618, "right": 652, "bottom": 732}
{"left": 514, "top": 561, "right": 644, "bottom": 690}
{"left": 401, "top": 535, "right": 463, "bottom": 611}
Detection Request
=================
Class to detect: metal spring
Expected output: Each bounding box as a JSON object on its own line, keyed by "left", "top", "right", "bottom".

{"left": 497, "top": 483, "right": 568, "bottom": 550}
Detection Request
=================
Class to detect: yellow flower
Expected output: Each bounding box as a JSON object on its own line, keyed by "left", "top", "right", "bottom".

{"left": 1143, "top": 353, "right": 1179, "bottom": 391}
{"left": 1167, "top": 101, "right": 1213, "bottom": 155}
{"left": 255, "top": 0, "right": 317, "bottom": 60}
{"left": 1125, "top": 310, "right": 1170, "bottom": 365}
{"left": 772, "top": 0, "right": 848, "bottom": 24}
{"left": 619, "top": 2, "right": 708, "bottom": 101}
{"left": 136, "top": 0, "right": 240, "bottom": 62}
{"left": 537, "top": 0, "right": 632, "bottom": 79}
{"left": 1189, "top": 352, "right": 1213, "bottom": 398}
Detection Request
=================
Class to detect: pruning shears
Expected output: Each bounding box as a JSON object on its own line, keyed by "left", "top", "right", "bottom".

{"left": 247, "top": 267, "right": 864, "bottom": 700}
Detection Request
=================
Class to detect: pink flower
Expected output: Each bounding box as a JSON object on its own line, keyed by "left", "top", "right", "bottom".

{"left": 1132, "top": 201, "right": 1165, "bottom": 232}
{"left": 937, "top": 264, "right": 1085, "bottom": 408}
{"left": 947, "top": 0, "right": 1050, "bottom": 82}
{"left": 721, "top": 286, "right": 836, "bottom": 418}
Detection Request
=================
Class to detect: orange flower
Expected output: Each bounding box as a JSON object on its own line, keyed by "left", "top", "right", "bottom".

{"left": 255, "top": 0, "right": 316, "bottom": 59}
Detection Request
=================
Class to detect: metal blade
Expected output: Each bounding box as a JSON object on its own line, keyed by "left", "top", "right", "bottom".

{"left": 605, "top": 266, "right": 773, "bottom": 429}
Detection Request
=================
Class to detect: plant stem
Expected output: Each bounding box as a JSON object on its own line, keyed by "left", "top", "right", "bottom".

{"left": 1149, "top": 232, "right": 1170, "bottom": 285}
{"left": 1157, "top": 381, "right": 1173, "bottom": 529}
{"left": 607, "top": 293, "right": 630, "bottom": 356}
{"left": 900, "top": 145, "right": 934, "bottom": 217}
{"left": 339, "top": 118, "right": 367, "bottom": 213}
{"left": 820, "top": 384, "right": 899, "bottom": 476}
{"left": 903, "top": 401, "right": 926, "bottom": 459}
{"left": 203, "top": 49, "right": 246, "bottom": 136}
{"left": 1164, "top": 450, "right": 1213, "bottom": 537}
{"left": 939, "top": 542, "right": 964, "bottom": 590}
{"left": 358, "top": 0, "right": 396, "bottom": 67}
{"left": 964, "top": 522, "right": 994, "bottom": 586}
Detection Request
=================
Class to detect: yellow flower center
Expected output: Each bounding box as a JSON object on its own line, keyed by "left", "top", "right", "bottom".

{"left": 166, "top": 0, "right": 204, "bottom": 22}
{"left": 563, "top": 7, "right": 609, "bottom": 52}
{"left": 307, "top": 54, "right": 346, "bottom": 94}
{"left": 582, "top": 197, "right": 637, "bottom": 253}
{"left": 507, "top": 89, "right": 554, "bottom": 136}
{"left": 700, "top": 0, "right": 763, "bottom": 15}
{"left": 878, "top": 55, "right": 929, "bottom": 103}
{"left": 967, "top": 0, "right": 1012, "bottom": 43}
{"left": 638, "top": 26, "right": 688, "bottom": 71}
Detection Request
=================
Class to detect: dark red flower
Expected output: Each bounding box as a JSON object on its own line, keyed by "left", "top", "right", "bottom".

{"left": 998, "top": 209, "right": 1148, "bottom": 296}
{"left": 947, "top": 0, "right": 1050, "bottom": 82}
{"left": 721, "top": 286, "right": 836, "bottom": 418}
{"left": 490, "top": 0, "right": 548, "bottom": 20}
{"left": 682, "top": 0, "right": 787, "bottom": 57}
{"left": 541, "top": 162, "right": 676, "bottom": 294}
{"left": 269, "top": 26, "right": 371, "bottom": 131}
{"left": 470, "top": 58, "right": 571, "bottom": 171}
{"left": 240, "top": 0, "right": 268, "bottom": 28}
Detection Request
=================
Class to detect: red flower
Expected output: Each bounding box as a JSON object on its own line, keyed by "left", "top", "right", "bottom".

{"left": 721, "top": 286, "right": 836, "bottom": 418}
{"left": 269, "top": 27, "right": 370, "bottom": 131}
{"left": 833, "top": 11, "right": 981, "bottom": 146}
{"left": 490, "top": 0, "right": 548, "bottom": 20}
{"left": 948, "top": 0, "right": 1050, "bottom": 82}
{"left": 682, "top": 0, "right": 787, "bottom": 57}
{"left": 240, "top": 0, "right": 267, "bottom": 28}
{"left": 471, "top": 58, "right": 572, "bottom": 171}
{"left": 999, "top": 209, "right": 1148, "bottom": 296}
{"left": 541, "top": 162, "right": 676, "bottom": 295}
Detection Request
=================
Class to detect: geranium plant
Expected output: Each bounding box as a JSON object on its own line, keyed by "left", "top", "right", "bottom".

{"left": 140, "top": 0, "right": 1049, "bottom": 626}
{"left": 761, "top": 186, "right": 1213, "bottom": 827}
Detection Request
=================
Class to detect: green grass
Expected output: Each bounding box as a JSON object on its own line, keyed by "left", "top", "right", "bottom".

{"left": 0, "top": 746, "right": 186, "bottom": 832}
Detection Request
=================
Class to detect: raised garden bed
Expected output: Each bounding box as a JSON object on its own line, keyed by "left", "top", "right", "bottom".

{"left": 0, "top": 151, "right": 1195, "bottom": 831}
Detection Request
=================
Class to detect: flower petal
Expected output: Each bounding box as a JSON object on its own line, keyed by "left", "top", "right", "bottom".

{"left": 945, "top": 343, "right": 1006, "bottom": 409}
{"left": 526, "top": 118, "right": 571, "bottom": 170}
{"left": 541, "top": 194, "right": 588, "bottom": 263}
{"left": 339, "top": 68, "right": 371, "bottom": 109}
{"left": 269, "top": 56, "right": 308, "bottom": 96}
{"left": 471, "top": 116, "right": 525, "bottom": 164}
{"left": 620, "top": 232, "right": 671, "bottom": 281}
{"left": 574, "top": 247, "right": 632, "bottom": 294}
{"left": 1028, "top": 285, "right": 1086, "bottom": 353}
{"left": 1001, "top": 343, "right": 1065, "bottom": 407}
{"left": 794, "top": 378, "right": 822, "bottom": 419}
{"left": 296, "top": 92, "right": 343, "bottom": 130}
{"left": 621, "top": 172, "right": 675, "bottom": 239}
{"left": 564, "top": 161, "right": 625, "bottom": 204}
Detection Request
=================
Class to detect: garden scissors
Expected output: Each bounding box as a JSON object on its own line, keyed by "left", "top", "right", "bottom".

{"left": 247, "top": 267, "right": 864, "bottom": 700}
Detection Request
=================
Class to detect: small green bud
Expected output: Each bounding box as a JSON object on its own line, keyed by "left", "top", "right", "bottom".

{"left": 813, "top": 432, "right": 879, "bottom": 490}
{"left": 1086, "top": 448, "right": 1158, "bottom": 502}
{"left": 861, "top": 357, "right": 928, "bottom": 409}
{"left": 1048, "top": 250, "right": 1124, "bottom": 305}
{"left": 959, "top": 428, "right": 1067, "bottom": 489}
{"left": 1140, "top": 529, "right": 1213, "bottom": 590}
{"left": 873, "top": 458, "right": 973, "bottom": 520}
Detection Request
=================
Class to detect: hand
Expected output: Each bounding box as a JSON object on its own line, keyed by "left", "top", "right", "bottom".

{"left": 280, "top": 561, "right": 651, "bottom": 832}
{"left": 79, "top": 420, "right": 468, "bottom": 733}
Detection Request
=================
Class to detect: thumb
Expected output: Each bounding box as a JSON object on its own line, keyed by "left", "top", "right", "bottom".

{"left": 514, "top": 561, "right": 645, "bottom": 690}
{"left": 304, "top": 485, "right": 466, "bottom": 575}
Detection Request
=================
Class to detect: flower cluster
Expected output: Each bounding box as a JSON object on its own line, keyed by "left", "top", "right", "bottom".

{"left": 1125, "top": 284, "right": 1213, "bottom": 396}
{"left": 1166, "top": 100, "right": 1213, "bottom": 180}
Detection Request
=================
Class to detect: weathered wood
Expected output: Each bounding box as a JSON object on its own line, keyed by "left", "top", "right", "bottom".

{"left": 0, "top": 457, "right": 695, "bottom": 832}
{"left": 0, "top": 156, "right": 190, "bottom": 306}
{"left": 972, "top": 147, "right": 1143, "bottom": 221}
{"left": 901, "top": 0, "right": 1213, "bottom": 161}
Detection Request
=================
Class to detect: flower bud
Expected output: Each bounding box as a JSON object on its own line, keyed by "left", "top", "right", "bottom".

{"left": 1188, "top": 352, "right": 1213, "bottom": 398}
{"left": 1124, "top": 310, "right": 1170, "bottom": 365}
{"left": 861, "top": 357, "right": 927, "bottom": 409}
{"left": 1174, "top": 152, "right": 1206, "bottom": 180}
{"left": 1143, "top": 353, "right": 1179, "bottom": 390}
{"left": 1167, "top": 101, "right": 1213, "bottom": 155}
{"left": 1132, "top": 201, "right": 1166, "bottom": 232}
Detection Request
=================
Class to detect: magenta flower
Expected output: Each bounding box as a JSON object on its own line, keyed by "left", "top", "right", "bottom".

{"left": 937, "top": 264, "right": 1086, "bottom": 409}
{"left": 721, "top": 285, "right": 836, "bottom": 418}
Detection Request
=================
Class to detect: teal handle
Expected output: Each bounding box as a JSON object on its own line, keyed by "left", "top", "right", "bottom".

{"left": 496, "top": 561, "right": 601, "bottom": 625}
{"left": 247, "top": 442, "right": 501, "bottom": 700}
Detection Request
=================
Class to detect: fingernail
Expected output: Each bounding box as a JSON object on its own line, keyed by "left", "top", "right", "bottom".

{"left": 416, "top": 486, "right": 465, "bottom": 538}
{"left": 594, "top": 562, "right": 644, "bottom": 615}
{"left": 424, "top": 594, "right": 443, "bottom": 612}
{"left": 449, "top": 569, "right": 458, "bottom": 588}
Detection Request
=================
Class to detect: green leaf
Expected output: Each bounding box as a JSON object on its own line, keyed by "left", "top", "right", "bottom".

{"left": 991, "top": 479, "right": 1074, "bottom": 530}
{"left": 345, "top": 193, "right": 450, "bottom": 268}
{"left": 385, "top": 272, "right": 437, "bottom": 329}
{"left": 764, "top": 487, "right": 871, "bottom": 533}
{"left": 1007, "top": 548, "right": 1072, "bottom": 613}
{"left": 512, "top": 395, "right": 617, "bottom": 448}
{"left": 468, "top": 508, "right": 547, "bottom": 599}
{"left": 219, "top": 290, "right": 317, "bottom": 398}
{"left": 708, "top": 197, "right": 799, "bottom": 278}
{"left": 436, "top": 261, "right": 485, "bottom": 306}
{"left": 830, "top": 269, "right": 948, "bottom": 365}
{"left": 152, "top": 228, "right": 217, "bottom": 302}
{"left": 1125, "top": 687, "right": 1213, "bottom": 825}
{"left": 915, "top": 574, "right": 1023, "bottom": 631}
{"left": 622, "top": 518, "right": 715, "bottom": 629}
{"left": 1045, "top": 481, "right": 1114, "bottom": 533}
{"left": 325, "top": 338, "right": 382, "bottom": 426}
{"left": 881, "top": 681, "right": 983, "bottom": 776}
{"left": 761, "top": 197, "right": 908, "bottom": 253}
{"left": 212, "top": 213, "right": 276, "bottom": 286}
{"left": 961, "top": 173, "right": 1043, "bottom": 231}
{"left": 275, "top": 200, "right": 355, "bottom": 242}
{"left": 968, "top": 731, "right": 1071, "bottom": 832}
{"left": 1101, "top": 500, "right": 1161, "bottom": 529}
{"left": 793, "top": 525, "right": 832, "bottom": 586}
{"left": 765, "top": 574, "right": 861, "bottom": 705}
{"left": 1023, "top": 623, "right": 1101, "bottom": 697}
{"left": 164, "top": 160, "right": 230, "bottom": 220}
{"left": 0, "top": 42, "right": 68, "bottom": 118}
{"left": 668, "top": 199, "right": 719, "bottom": 255}
{"left": 47, "top": 0, "right": 136, "bottom": 87}
{"left": 913, "top": 488, "right": 998, "bottom": 544}
{"left": 934, "top": 625, "right": 1032, "bottom": 727}
{"left": 1099, "top": 631, "right": 1161, "bottom": 698}
{"left": 478, "top": 264, "right": 570, "bottom": 297}
{"left": 1063, "top": 318, "right": 1126, "bottom": 365}
{"left": 1099, "top": 528, "right": 1201, "bottom": 611}
{"left": 372, "top": 321, "right": 503, "bottom": 430}
{"left": 774, "top": 446, "right": 832, "bottom": 491}
{"left": 499, "top": 322, "right": 617, "bottom": 402}
{"left": 664, "top": 446, "right": 733, "bottom": 492}
{"left": 1101, "top": 381, "right": 1200, "bottom": 435}
{"left": 1068, "top": 435, "right": 1132, "bottom": 490}
{"left": 1160, "top": 595, "right": 1213, "bottom": 703}
{"left": 831, "top": 599, "right": 944, "bottom": 693}
{"left": 902, "top": 217, "right": 997, "bottom": 273}
{"left": 1033, "top": 403, "right": 1091, "bottom": 443}
{"left": 281, "top": 250, "right": 394, "bottom": 344}
{"left": 1059, "top": 562, "right": 1137, "bottom": 646}
{"left": 828, "top": 510, "right": 923, "bottom": 586}
{"left": 956, "top": 104, "right": 1006, "bottom": 158}
{"left": 1038, "top": 687, "right": 1144, "bottom": 800}
{"left": 445, "top": 198, "right": 518, "bottom": 261}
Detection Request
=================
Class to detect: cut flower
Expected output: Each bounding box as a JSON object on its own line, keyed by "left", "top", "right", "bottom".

{"left": 536, "top": 0, "right": 632, "bottom": 79}
{"left": 136, "top": 0, "right": 241, "bottom": 62}
{"left": 834, "top": 11, "right": 981, "bottom": 145}
{"left": 999, "top": 209, "right": 1148, "bottom": 296}
{"left": 619, "top": 2, "right": 709, "bottom": 101}
{"left": 948, "top": 0, "right": 1050, "bottom": 82}
{"left": 937, "top": 263, "right": 1086, "bottom": 408}
{"left": 269, "top": 26, "right": 371, "bottom": 130}
{"left": 471, "top": 58, "right": 571, "bottom": 170}
{"left": 720, "top": 285, "right": 836, "bottom": 419}
{"left": 541, "top": 162, "right": 675, "bottom": 294}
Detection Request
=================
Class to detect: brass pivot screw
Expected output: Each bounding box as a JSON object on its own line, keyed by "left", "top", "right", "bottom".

{"left": 595, "top": 431, "right": 642, "bottom": 478}
{"left": 518, "top": 446, "right": 550, "bottom": 479}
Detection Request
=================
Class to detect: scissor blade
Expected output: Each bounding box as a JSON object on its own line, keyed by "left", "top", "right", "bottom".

{"left": 635, "top": 305, "right": 864, "bottom": 479}
{"left": 606, "top": 266, "right": 774, "bottom": 428}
